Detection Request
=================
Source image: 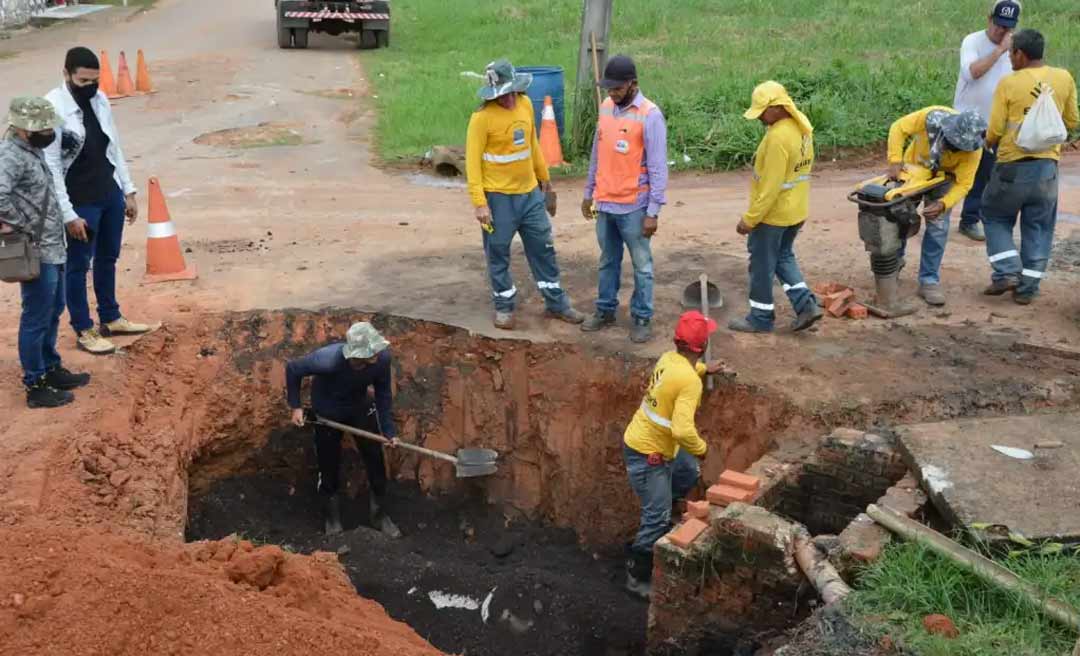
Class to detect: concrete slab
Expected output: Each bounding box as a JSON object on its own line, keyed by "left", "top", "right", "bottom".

{"left": 896, "top": 413, "right": 1080, "bottom": 542}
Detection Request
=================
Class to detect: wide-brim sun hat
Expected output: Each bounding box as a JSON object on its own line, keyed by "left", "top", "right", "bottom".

{"left": 477, "top": 58, "right": 532, "bottom": 101}
{"left": 342, "top": 322, "right": 390, "bottom": 360}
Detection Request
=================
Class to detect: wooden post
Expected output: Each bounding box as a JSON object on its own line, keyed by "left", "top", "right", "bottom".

{"left": 570, "top": 0, "right": 613, "bottom": 157}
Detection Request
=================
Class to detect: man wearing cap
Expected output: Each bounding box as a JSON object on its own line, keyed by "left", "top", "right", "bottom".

{"left": 285, "top": 322, "right": 402, "bottom": 537}
{"left": 579, "top": 54, "right": 668, "bottom": 344}
{"left": 730, "top": 81, "right": 822, "bottom": 334}
{"left": 44, "top": 47, "right": 150, "bottom": 357}
{"left": 1, "top": 97, "right": 91, "bottom": 408}
{"left": 466, "top": 58, "right": 584, "bottom": 330}
{"left": 621, "top": 310, "right": 726, "bottom": 598}
{"left": 953, "top": 0, "right": 1022, "bottom": 243}
{"left": 886, "top": 107, "right": 986, "bottom": 307}
{"left": 982, "top": 29, "right": 1079, "bottom": 304}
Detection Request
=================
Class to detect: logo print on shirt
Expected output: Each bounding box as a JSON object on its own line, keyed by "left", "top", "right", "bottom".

{"left": 513, "top": 128, "right": 526, "bottom": 147}
{"left": 615, "top": 139, "right": 630, "bottom": 154}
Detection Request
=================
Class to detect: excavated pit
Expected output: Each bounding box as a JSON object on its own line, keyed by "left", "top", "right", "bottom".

{"left": 178, "top": 309, "right": 797, "bottom": 656}
{"left": 71, "top": 308, "right": 1075, "bottom": 656}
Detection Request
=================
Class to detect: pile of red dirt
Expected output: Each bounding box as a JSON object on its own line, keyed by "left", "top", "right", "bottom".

{"left": 0, "top": 519, "right": 445, "bottom": 656}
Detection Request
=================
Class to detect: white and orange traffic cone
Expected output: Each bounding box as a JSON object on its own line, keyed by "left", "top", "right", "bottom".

{"left": 539, "top": 95, "right": 566, "bottom": 168}
{"left": 143, "top": 177, "right": 197, "bottom": 284}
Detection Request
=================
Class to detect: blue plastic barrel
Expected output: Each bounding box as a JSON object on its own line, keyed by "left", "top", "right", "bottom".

{"left": 517, "top": 66, "right": 565, "bottom": 139}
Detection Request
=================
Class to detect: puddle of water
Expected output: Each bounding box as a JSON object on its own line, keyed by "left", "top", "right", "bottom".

{"left": 407, "top": 172, "right": 466, "bottom": 189}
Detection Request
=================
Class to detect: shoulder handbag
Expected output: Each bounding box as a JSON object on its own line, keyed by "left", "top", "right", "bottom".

{"left": 0, "top": 225, "right": 41, "bottom": 283}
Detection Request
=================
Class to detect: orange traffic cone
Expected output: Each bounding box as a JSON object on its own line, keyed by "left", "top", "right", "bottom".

{"left": 99, "top": 50, "right": 118, "bottom": 98}
{"left": 115, "top": 51, "right": 135, "bottom": 98}
{"left": 539, "top": 95, "right": 566, "bottom": 168}
{"left": 143, "top": 177, "right": 197, "bottom": 284}
{"left": 135, "top": 49, "right": 155, "bottom": 94}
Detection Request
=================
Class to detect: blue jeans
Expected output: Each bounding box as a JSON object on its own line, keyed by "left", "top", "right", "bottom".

{"left": 68, "top": 182, "right": 126, "bottom": 333}
{"left": 483, "top": 188, "right": 569, "bottom": 313}
{"left": 745, "top": 222, "right": 817, "bottom": 331}
{"left": 981, "top": 159, "right": 1059, "bottom": 296}
{"left": 594, "top": 208, "right": 654, "bottom": 321}
{"left": 19, "top": 263, "right": 66, "bottom": 387}
{"left": 897, "top": 201, "right": 953, "bottom": 286}
{"left": 624, "top": 444, "right": 701, "bottom": 556}
{"left": 960, "top": 147, "right": 996, "bottom": 228}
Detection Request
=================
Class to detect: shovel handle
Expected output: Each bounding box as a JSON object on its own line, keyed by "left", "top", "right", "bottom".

{"left": 700, "top": 273, "right": 715, "bottom": 391}
{"left": 312, "top": 416, "right": 459, "bottom": 465}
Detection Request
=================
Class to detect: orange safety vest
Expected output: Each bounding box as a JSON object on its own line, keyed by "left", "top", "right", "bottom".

{"left": 595, "top": 97, "right": 655, "bottom": 204}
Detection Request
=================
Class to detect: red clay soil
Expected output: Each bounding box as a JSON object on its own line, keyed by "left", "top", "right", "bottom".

{"left": 0, "top": 519, "right": 443, "bottom": 656}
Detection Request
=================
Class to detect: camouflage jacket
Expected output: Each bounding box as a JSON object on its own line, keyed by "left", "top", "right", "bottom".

{"left": 0, "top": 132, "right": 67, "bottom": 265}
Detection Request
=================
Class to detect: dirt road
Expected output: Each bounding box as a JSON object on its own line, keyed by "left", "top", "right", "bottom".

{"left": 1, "top": 0, "right": 1079, "bottom": 653}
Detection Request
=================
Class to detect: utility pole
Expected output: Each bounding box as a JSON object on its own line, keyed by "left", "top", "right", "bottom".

{"left": 570, "top": 0, "right": 613, "bottom": 157}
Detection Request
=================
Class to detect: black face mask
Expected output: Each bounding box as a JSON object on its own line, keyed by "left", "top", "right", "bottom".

{"left": 68, "top": 81, "right": 99, "bottom": 103}
{"left": 28, "top": 131, "right": 56, "bottom": 149}
{"left": 615, "top": 84, "right": 637, "bottom": 109}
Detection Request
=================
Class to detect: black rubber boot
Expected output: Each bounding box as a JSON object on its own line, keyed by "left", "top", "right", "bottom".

{"left": 26, "top": 378, "right": 74, "bottom": 409}
{"left": 45, "top": 366, "right": 91, "bottom": 390}
{"left": 323, "top": 495, "right": 344, "bottom": 535}
{"left": 624, "top": 550, "right": 653, "bottom": 600}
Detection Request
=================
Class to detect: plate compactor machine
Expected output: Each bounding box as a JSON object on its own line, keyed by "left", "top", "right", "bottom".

{"left": 847, "top": 165, "right": 949, "bottom": 318}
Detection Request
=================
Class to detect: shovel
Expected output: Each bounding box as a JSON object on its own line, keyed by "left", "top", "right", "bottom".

{"left": 309, "top": 414, "right": 499, "bottom": 478}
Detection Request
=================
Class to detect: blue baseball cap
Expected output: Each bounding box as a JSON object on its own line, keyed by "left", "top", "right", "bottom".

{"left": 991, "top": 0, "right": 1020, "bottom": 28}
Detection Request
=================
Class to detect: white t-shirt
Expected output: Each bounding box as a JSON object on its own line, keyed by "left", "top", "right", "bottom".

{"left": 954, "top": 30, "right": 1013, "bottom": 121}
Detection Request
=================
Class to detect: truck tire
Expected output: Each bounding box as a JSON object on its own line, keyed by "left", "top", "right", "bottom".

{"left": 359, "top": 29, "right": 377, "bottom": 50}
{"left": 293, "top": 28, "right": 309, "bottom": 49}
{"left": 276, "top": 10, "right": 291, "bottom": 48}
{"left": 375, "top": 29, "right": 389, "bottom": 48}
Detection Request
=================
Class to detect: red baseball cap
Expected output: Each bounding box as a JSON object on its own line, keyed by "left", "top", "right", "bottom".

{"left": 674, "top": 311, "right": 718, "bottom": 353}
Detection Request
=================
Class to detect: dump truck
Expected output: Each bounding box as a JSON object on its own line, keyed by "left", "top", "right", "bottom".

{"left": 275, "top": 0, "right": 390, "bottom": 49}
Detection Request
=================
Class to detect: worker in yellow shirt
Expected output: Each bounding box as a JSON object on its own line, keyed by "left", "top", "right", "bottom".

{"left": 466, "top": 59, "right": 584, "bottom": 330}
{"left": 622, "top": 310, "right": 726, "bottom": 598}
{"left": 886, "top": 106, "right": 986, "bottom": 307}
{"left": 982, "top": 29, "right": 1079, "bottom": 304}
{"left": 730, "top": 81, "right": 822, "bottom": 334}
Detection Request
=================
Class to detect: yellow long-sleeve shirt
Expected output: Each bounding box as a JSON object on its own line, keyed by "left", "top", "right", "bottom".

{"left": 743, "top": 117, "right": 814, "bottom": 228}
{"left": 987, "top": 66, "right": 1079, "bottom": 164}
{"left": 465, "top": 95, "right": 550, "bottom": 207}
{"left": 887, "top": 106, "right": 981, "bottom": 210}
{"left": 624, "top": 351, "right": 708, "bottom": 460}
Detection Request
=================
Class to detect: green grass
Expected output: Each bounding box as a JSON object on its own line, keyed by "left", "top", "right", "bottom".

{"left": 364, "top": 0, "right": 1080, "bottom": 170}
{"left": 847, "top": 541, "right": 1080, "bottom": 656}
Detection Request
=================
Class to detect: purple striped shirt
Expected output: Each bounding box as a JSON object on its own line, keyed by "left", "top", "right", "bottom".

{"left": 583, "top": 91, "right": 669, "bottom": 217}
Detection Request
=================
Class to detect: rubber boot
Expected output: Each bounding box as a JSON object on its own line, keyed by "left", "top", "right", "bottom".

{"left": 624, "top": 550, "right": 653, "bottom": 600}
{"left": 323, "top": 495, "right": 344, "bottom": 536}
{"left": 370, "top": 495, "right": 402, "bottom": 539}
{"left": 870, "top": 274, "right": 916, "bottom": 319}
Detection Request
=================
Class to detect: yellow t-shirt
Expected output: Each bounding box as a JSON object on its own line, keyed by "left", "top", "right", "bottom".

{"left": 886, "top": 106, "right": 982, "bottom": 210}
{"left": 987, "top": 66, "right": 1079, "bottom": 164}
{"left": 465, "top": 95, "right": 551, "bottom": 207}
{"left": 743, "top": 117, "right": 814, "bottom": 228}
{"left": 624, "top": 351, "right": 708, "bottom": 460}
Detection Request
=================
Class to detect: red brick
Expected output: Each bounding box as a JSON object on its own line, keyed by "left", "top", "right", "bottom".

{"left": 667, "top": 518, "right": 708, "bottom": 549}
{"left": 846, "top": 303, "right": 868, "bottom": 320}
{"left": 686, "top": 500, "right": 711, "bottom": 519}
{"left": 813, "top": 282, "right": 851, "bottom": 297}
{"left": 825, "top": 289, "right": 855, "bottom": 317}
{"left": 718, "top": 470, "right": 761, "bottom": 492}
{"left": 706, "top": 483, "right": 756, "bottom": 506}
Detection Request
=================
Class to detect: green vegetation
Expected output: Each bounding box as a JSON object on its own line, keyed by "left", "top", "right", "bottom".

{"left": 848, "top": 541, "right": 1080, "bottom": 656}
{"left": 364, "top": 0, "right": 1080, "bottom": 169}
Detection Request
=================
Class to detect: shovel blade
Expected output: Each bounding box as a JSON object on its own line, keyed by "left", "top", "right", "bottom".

{"left": 454, "top": 448, "right": 499, "bottom": 478}
{"left": 681, "top": 281, "right": 723, "bottom": 310}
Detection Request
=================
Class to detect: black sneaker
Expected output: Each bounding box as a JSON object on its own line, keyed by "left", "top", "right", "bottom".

{"left": 45, "top": 366, "right": 91, "bottom": 390}
{"left": 25, "top": 378, "right": 74, "bottom": 409}
{"left": 629, "top": 318, "right": 652, "bottom": 343}
{"left": 580, "top": 311, "right": 615, "bottom": 332}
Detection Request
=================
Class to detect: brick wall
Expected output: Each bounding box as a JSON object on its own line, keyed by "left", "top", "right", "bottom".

{"left": 775, "top": 428, "right": 907, "bottom": 535}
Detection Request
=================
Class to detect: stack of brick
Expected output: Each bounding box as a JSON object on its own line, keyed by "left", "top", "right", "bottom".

{"left": 813, "top": 282, "right": 868, "bottom": 320}
{"left": 651, "top": 504, "right": 808, "bottom": 652}
{"left": 669, "top": 469, "right": 764, "bottom": 549}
